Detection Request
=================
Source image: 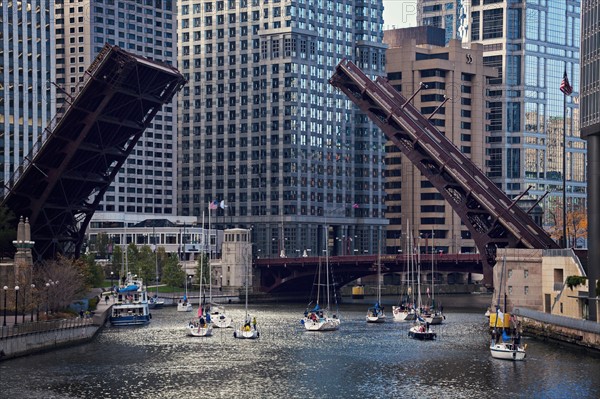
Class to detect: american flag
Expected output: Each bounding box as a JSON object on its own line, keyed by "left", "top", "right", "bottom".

{"left": 352, "top": 203, "right": 359, "bottom": 209}
{"left": 208, "top": 200, "right": 219, "bottom": 210}
{"left": 560, "top": 71, "right": 573, "bottom": 96}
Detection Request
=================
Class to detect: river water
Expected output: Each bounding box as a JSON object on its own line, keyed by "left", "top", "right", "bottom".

{"left": 1, "top": 298, "right": 600, "bottom": 399}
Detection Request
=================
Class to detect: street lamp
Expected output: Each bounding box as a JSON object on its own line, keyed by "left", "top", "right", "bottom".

{"left": 45, "top": 281, "right": 51, "bottom": 316}
{"left": 110, "top": 271, "right": 114, "bottom": 289}
{"left": 14, "top": 286, "right": 20, "bottom": 325}
{"left": 30, "top": 284, "right": 35, "bottom": 322}
{"left": 2, "top": 286, "right": 7, "bottom": 326}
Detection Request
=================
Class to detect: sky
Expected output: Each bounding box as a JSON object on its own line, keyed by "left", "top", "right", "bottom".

{"left": 382, "top": 0, "right": 418, "bottom": 30}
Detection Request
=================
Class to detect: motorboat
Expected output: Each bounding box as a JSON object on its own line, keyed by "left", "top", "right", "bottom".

{"left": 109, "top": 274, "right": 151, "bottom": 326}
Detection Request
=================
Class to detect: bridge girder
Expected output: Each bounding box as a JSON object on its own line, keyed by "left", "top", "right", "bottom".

{"left": 1, "top": 44, "right": 186, "bottom": 261}
{"left": 328, "top": 60, "right": 559, "bottom": 283}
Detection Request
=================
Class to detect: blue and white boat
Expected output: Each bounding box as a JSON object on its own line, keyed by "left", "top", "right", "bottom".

{"left": 109, "top": 274, "right": 151, "bottom": 326}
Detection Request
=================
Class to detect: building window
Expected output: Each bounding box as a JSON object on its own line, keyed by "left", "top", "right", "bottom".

{"left": 524, "top": 286, "right": 529, "bottom": 295}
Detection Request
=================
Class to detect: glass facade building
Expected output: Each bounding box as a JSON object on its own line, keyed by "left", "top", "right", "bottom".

{"left": 1, "top": 1, "right": 55, "bottom": 191}
{"left": 55, "top": 0, "right": 179, "bottom": 223}
{"left": 178, "top": 0, "right": 388, "bottom": 257}
{"left": 420, "top": 0, "right": 584, "bottom": 239}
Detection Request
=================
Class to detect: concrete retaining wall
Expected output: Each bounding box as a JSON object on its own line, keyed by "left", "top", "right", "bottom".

{"left": 0, "top": 305, "right": 111, "bottom": 361}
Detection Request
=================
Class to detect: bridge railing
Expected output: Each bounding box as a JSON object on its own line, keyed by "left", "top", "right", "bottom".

{"left": 0, "top": 317, "right": 93, "bottom": 340}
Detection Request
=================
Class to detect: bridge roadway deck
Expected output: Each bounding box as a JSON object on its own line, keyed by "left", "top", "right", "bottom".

{"left": 255, "top": 253, "right": 483, "bottom": 294}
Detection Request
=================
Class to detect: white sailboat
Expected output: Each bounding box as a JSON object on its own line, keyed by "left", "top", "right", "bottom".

{"left": 408, "top": 236, "right": 436, "bottom": 340}
{"left": 149, "top": 226, "right": 164, "bottom": 309}
{"left": 490, "top": 256, "right": 526, "bottom": 361}
{"left": 423, "top": 230, "right": 444, "bottom": 325}
{"left": 234, "top": 244, "right": 259, "bottom": 339}
{"left": 206, "top": 203, "right": 233, "bottom": 328}
{"left": 177, "top": 274, "right": 193, "bottom": 312}
{"left": 366, "top": 237, "right": 386, "bottom": 323}
{"left": 393, "top": 225, "right": 416, "bottom": 321}
{"left": 188, "top": 213, "right": 213, "bottom": 337}
{"left": 302, "top": 226, "right": 341, "bottom": 331}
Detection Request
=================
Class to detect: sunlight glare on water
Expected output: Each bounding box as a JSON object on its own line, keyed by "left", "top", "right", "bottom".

{"left": 1, "top": 301, "right": 600, "bottom": 399}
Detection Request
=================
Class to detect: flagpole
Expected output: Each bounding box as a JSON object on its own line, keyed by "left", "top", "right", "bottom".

{"left": 563, "top": 87, "right": 567, "bottom": 249}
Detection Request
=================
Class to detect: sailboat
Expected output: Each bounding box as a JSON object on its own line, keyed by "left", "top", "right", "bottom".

{"left": 408, "top": 237, "right": 436, "bottom": 340}
{"left": 393, "top": 225, "right": 416, "bottom": 321}
{"left": 177, "top": 274, "right": 193, "bottom": 312}
{"left": 188, "top": 215, "right": 213, "bottom": 337}
{"left": 149, "top": 228, "right": 164, "bottom": 309}
{"left": 302, "top": 227, "right": 341, "bottom": 331}
{"left": 422, "top": 231, "right": 444, "bottom": 325}
{"left": 490, "top": 256, "right": 526, "bottom": 361}
{"left": 366, "top": 237, "right": 386, "bottom": 323}
{"left": 206, "top": 203, "right": 233, "bottom": 328}
{"left": 233, "top": 245, "right": 259, "bottom": 339}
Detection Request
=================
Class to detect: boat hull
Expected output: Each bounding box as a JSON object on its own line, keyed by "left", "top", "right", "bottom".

{"left": 210, "top": 306, "right": 233, "bottom": 328}
{"left": 424, "top": 314, "right": 444, "bottom": 325}
{"left": 490, "top": 343, "right": 526, "bottom": 361}
{"left": 392, "top": 306, "right": 416, "bottom": 321}
{"left": 177, "top": 303, "right": 193, "bottom": 312}
{"left": 366, "top": 314, "right": 386, "bottom": 323}
{"left": 303, "top": 317, "right": 341, "bottom": 331}
{"left": 408, "top": 325, "right": 436, "bottom": 340}
{"left": 233, "top": 327, "right": 259, "bottom": 339}
{"left": 110, "top": 315, "right": 151, "bottom": 326}
{"left": 187, "top": 323, "right": 213, "bottom": 337}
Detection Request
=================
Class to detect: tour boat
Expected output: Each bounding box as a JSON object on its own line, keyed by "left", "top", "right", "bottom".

{"left": 109, "top": 274, "right": 151, "bottom": 326}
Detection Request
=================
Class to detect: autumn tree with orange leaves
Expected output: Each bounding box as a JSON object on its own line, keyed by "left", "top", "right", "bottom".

{"left": 547, "top": 202, "right": 587, "bottom": 248}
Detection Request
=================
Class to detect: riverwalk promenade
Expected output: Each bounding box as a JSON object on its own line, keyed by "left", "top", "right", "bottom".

{"left": 0, "top": 291, "right": 112, "bottom": 361}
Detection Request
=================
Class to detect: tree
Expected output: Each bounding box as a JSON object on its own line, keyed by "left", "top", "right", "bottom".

{"left": 134, "top": 245, "right": 156, "bottom": 289}
{"left": 162, "top": 254, "right": 185, "bottom": 289}
{"left": 34, "top": 255, "right": 87, "bottom": 315}
{"left": 112, "top": 245, "right": 124, "bottom": 278}
{"left": 95, "top": 232, "right": 111, "bottom": 259}
{"left": 546, "top": 201, "right": 588, "bottom": 247}
{"left": 80, "top": 252, "right": 105, "bottom": 288}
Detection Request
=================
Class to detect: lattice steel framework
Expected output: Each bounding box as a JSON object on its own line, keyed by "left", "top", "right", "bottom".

{"left": 329, "top": 60, "right": 559, "bottom": 281}
{"left": 1, "top": 44, "right": 186, "bottom": 260}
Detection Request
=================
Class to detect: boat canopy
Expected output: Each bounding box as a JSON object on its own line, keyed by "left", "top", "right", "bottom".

{"left": 118, "top": 285, "right": 138, "bottom": 293}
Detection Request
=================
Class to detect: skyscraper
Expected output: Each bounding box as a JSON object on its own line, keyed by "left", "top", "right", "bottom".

{"left": 178, "top": 0, "right": 388, "bottom": 257}
{"left": 1, "top": 1, "right": 55, "bottom": 191}
{"left": 54, "top": 0, "right": 179, "bottom": 224}
{"left": 419, "top": 1, "right": 585, "bottom": 241}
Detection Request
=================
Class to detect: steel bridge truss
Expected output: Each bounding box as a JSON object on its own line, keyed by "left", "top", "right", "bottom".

{"left": 1, "top": 44, "right": 186, "bottom": 260}
{"left": 329, "top": 60, "right": 558, "bottom": 281}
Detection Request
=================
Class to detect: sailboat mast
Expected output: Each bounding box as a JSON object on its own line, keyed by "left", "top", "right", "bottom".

{"left": 431, "top": 228, "right": 434, "bottom": 304}
{"left": 200, "top": 212, "right": 205, "bottom": 309}
{"left": 325, "top": 225, "right": 330, "bottom": 310}
{"left": 208, "top": 206, "right": 212, "bottom": 302}
{"left": 245, "top": 245, "right": 249, "bottom": 318}
{"left": 377, "top": 231, "right": 381, "bottom": 303}
{"left": 154, "top": 225, "right": 158, "bottom": 297}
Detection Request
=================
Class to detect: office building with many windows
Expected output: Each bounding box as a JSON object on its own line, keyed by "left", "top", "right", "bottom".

{"left": 383, "top": 27, "right": 497, "bottom": 255}
{"left": 419, "top": 0, "right": 585, "bottom": 238}
{"left": 54, "top": 0, "right": 179, "bottom": 226}
{"left": 1, "top": 1, "right": 55, "bottom": 191}
{"left": 178, "top": 0, "right": 388, "bottom": 257}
